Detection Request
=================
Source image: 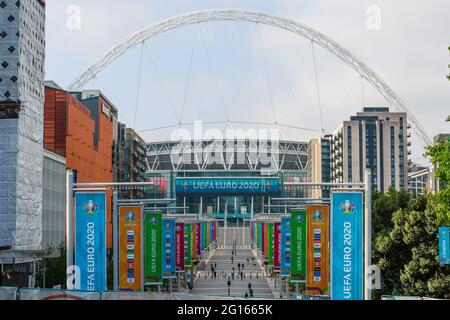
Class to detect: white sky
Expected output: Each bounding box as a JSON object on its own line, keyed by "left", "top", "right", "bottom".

{"left": 45, "top": 0, "right": 450, "bottom": 165}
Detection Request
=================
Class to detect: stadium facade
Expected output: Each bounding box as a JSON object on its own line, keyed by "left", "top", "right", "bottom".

{"left": 144, "top": 139, "right": 309, "bottom": 218}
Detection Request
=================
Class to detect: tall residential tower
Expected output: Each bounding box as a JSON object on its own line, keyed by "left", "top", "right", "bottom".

{"left": 0, "top": 0, "right": 46, "bottom": 253}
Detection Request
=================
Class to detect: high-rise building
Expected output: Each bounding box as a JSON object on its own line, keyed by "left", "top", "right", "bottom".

{"left": 115, "top": 123, "right": 147, "bottom": 199}
{"left": 308, "top": 135, "right": 332, "bottom": 198}
{"left": 0, "top": 0, "right": 46, "bottom": 254}
{"left": 328, "top": 107, "right": 409, "bottom": 192}
{"left": 44, "top": 84, "right": 116, "bottom": 249}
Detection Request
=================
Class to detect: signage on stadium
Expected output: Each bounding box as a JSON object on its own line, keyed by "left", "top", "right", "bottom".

{"left": 175, "top": 177, "right": 280, "bottom": 194}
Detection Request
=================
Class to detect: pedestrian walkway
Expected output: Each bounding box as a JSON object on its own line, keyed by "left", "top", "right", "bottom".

{"left": 191, "top": 248, "right": 274, "bottom": 299}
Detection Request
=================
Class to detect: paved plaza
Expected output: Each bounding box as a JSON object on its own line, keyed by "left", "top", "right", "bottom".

{"left": 190, "top": 249, "right": 274, "bottom": 299}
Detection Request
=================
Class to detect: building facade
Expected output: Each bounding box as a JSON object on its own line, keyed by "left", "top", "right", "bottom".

{"left": 329, "top": 107, "right": 409, "bottom": 192}
{"left": 44, "top": 84, "right": 116, "bottom": 248}
{"left": 408, "top": 164, "right": 429, "bottom": 196}
{"left": 115, "top": 123, "right": 147, "bottom": 199}
{"left": 145, "top": 140, "right": 309, "bottom": 218}
{"left": 307, "top": 135, "right": 332, "bottom": 198}
{"left": 0, "top": 0, "right": 46, "bottom": 254}
{"left": 42, "top": 149, "right": 66, "bottom": 250}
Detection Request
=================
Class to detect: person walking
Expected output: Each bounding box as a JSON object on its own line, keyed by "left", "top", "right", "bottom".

{"left": 240, "top": 271, "right": 243, "bottom": 280}
{"left": 242, "top": 263, "right": 245, "bottom": 271}
{"left": 248, "top": 282, "right": 252, "bottom": 291}
{"left": 238, "top": 262, "right": 241, "bottom": 272}
{"left": 214, "top": 271, "right": 217, "bottom": 279}
{"left": 231, "top": 256, "right": 234, "bottom": 264}
{"left": 245, "top": 292, "right": 249, "bottom": 298}
{"left": 249, "top": 288, "right": 254, "bottom": 297}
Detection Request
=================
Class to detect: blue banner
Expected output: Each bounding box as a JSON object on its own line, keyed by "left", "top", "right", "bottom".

{"left": 175, "top": 177, "right": 280, "bottom": 194}
{"left": 439, "top": 227, "right": 450, "bottom": 265}
{"left": 162, "top": 219, "right": 176, "bottom": 278}
{"left": 280, "top": 217, "right": 291, "bottom": 277}
{"left": 75, "top": 192, "right": 107, "bottom": 292}
{"left": 331, "top": 191, "right": 363, "bottom": 300}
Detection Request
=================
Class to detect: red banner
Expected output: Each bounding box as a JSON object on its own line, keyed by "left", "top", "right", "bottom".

{"left": 274, "top": 222, "right": 281, "bottom": 270}
{"left": 196, "top": 223, "right": 201, "bottom": 256}
{"left": 175, "top": 223, "right": 185, "bottom": 271}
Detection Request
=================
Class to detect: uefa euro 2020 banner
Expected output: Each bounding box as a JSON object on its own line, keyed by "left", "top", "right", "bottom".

{"left": 280, "top": 216, "right": 291, "bottom": 277}
{"left": 144, "top": 213, "right": 162, "bottom": 284}
{"left": 119, "top": 206, "right": 143, "bottom": 291}
{"left": 331, "top": 191, "right": 363, "bottom": 300}
{"left": 163, "top": 218, "right": 176, "bottom": 278}
{"left": 273, "top": 222, "right": 281, "bottom": 271}
{"left": 268, "top": 223, "right": 274, "bottom": 265}
{"left": 75, "top": 192, "right": 107, "bottom": 292}
{"left": 175, "top": 223, "right": 185, "bottom": 271}
{"left": 306, "top": 205, "right": 329, "bottom": 296}
{"left": 184, "top": 224, "right": 192, "bottom": 266}
{"left": 290, "top": 211, "right": 307, "bottom": 283}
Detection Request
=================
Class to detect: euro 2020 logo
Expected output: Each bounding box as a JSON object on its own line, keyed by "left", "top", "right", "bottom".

{"left": 339, "top": 200, "right": 355, "bottom": 215}
{"left": 312, "top": 210, "right": 323, "bottom": 221}
{"left": 83, "top": 200, "right": 98, "bottom": 215}
{"left": 125, "top": 212, "right": 136, "bottom": 223}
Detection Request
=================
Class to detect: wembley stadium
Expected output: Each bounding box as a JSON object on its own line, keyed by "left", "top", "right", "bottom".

{"left": 144, "top": 139, "right": 310, "bottom": 218}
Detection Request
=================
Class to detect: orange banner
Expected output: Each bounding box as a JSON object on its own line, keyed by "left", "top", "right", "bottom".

{"left": 306, "top": 205, "right": 329, "bottom": 296}
{"left": 119, "top": 206, "right": 143, "bottom": 291}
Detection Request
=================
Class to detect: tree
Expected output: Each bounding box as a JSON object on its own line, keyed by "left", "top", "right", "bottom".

{"left": 371, "top": 189, "right": 426, "bottom": 299}
{"left": 36, "top": 244, "right": 66, "bottom": 288}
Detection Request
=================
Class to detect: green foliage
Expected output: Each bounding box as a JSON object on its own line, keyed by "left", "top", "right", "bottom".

{"left": 36, "top": 244, "right": 66, "bottom": 289}
{"left": 372, "top": 127, "right": 450, "bottom": 299}
{"left": 427, "top": 139, "right": 450, "bottom": 185}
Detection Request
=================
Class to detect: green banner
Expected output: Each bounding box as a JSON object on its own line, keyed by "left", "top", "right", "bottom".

{"left": 291, "top": 210, "right": 307, "bottom": 282}
{"left": 268, "top": 223, "right": 274, "bottom": 265}
{"left": 145, "top": 213, "right": 162, "bottom": 284}
{"left": 185, "top": 224, "right": 192, "bottom": 266}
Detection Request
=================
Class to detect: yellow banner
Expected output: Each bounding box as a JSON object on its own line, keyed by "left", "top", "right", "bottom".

{"left": 306, "top": 205, "right": 329, "bottom": 296}
{"left": 119, "top": 206, "right": 143, "bottom": 291}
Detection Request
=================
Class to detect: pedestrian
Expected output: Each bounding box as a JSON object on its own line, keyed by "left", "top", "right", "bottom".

{"left": 238, "top": 263, "right": 241, "bottom": 272}
{"left": 231, "top": 256, "right": 234, "bottom": 264}
{"left": 248, "top": 282, "right": 252, "bottom": 290}
{"left": 214, "top": 271, "right": 217, "bottom": 279}
{"left": 240, "top": 271, "right": 243, "bottom": 280}
{"left": 250, "top": 288, "right": 254, "bottom": 297}
{"left": 247, "top": 258, "right": 249, "bottom": 263}
{"left": 242, "top": 263, "right": 244, "bottom": 270}
{"left": 245, "top": 292, "right": 249, "bottom": 298}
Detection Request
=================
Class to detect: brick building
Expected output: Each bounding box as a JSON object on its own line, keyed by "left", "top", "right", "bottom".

{"left": 44, "top": 82, "right": 116, "bottom": 249}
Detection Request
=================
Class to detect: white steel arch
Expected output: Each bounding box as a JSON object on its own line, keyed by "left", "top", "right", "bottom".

{"left": 68, "top": 8, "right": 431, "bottom": 146}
